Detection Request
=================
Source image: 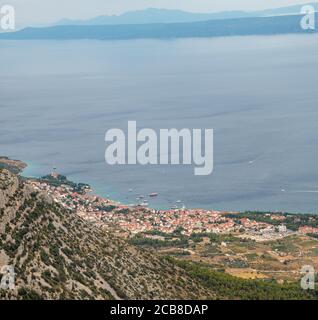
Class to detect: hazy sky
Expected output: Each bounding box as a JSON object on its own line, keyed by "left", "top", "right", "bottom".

{"left": 2, "top": 0, "right": 317, "bottom": 26}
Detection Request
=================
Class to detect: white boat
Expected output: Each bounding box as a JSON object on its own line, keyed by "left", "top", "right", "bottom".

{"left": 140, "top": 202, "right": 149, "bottom": 207}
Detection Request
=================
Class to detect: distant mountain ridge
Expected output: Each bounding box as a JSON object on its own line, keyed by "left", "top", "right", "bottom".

{"left": 54, "top": 4, "right": 318, "bottom": 26}
{"left": 56, "top": 8, "right": 252, "bottom": 26}
{"left": 258, "top": 2, "right": 318, "bottom": 16}
{"left": 0, "top": 13, "right": 316, "bottom": 41}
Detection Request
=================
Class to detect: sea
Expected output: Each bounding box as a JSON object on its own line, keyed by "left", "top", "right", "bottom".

{"left": 1, "top": 34, "right": 318, "bottom": 213}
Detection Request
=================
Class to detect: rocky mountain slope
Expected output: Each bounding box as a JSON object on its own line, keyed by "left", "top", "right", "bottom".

{"left": 0, "top": 169, "right": 213, "bottom": 300}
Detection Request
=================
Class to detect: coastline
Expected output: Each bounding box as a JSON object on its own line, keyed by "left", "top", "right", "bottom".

{"left": 1, "top": 155, "right": 317, "bottom": 217}
{"left": 5, "top": 155, "right": 318, "bottom": 281}
{"left": 7, "top": 156, "right": 317, "bottom": 215}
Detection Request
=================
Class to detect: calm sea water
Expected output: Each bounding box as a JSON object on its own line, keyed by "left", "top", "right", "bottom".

{"left": 1, "top": 35, "right": 318, "bottom": 213}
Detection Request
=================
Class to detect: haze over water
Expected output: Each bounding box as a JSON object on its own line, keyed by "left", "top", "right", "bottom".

{"left": 1, "top": 34, "right": 318, "bottom": 213}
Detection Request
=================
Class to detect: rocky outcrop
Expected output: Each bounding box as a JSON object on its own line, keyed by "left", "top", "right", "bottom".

{"left": 0, "top": 157, "right": 27, "bottom": 174}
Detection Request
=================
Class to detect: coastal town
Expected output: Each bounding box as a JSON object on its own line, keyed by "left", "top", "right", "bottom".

{"left": 26, "top": 172, "right": 318, "bottom": 242}
{"left": 1, "top": 157, "right": 318, "bottom": 284}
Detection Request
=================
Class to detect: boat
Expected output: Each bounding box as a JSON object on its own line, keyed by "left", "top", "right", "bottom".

{"left": 139, "top": 201, "right": 149, "bottom": 207}
{"left": 149, "top": 193, "right": 158, "bottom": 198}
